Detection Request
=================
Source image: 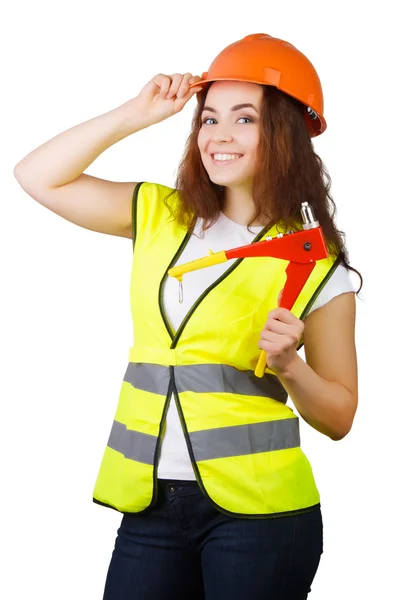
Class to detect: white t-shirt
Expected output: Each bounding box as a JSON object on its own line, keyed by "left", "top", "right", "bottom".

{"left": 157, "top": 211, "right": 358, "bottom": 480}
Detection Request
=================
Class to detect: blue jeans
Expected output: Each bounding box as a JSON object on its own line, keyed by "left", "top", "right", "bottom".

{"left": 103, "top": 479, "right": 323, "bottom": 600}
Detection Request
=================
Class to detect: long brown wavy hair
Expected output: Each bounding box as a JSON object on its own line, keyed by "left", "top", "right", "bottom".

{"left": 165, "top": 82, "right": 363, "bottom": 294}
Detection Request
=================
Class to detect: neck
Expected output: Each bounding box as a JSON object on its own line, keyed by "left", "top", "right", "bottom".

{"left": 222, "top": 186, "right": 267, "bottom": 227}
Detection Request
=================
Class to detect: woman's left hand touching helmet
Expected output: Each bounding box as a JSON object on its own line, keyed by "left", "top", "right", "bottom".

{"left": 258, "top": 290, "right": 304, "bottom": 376}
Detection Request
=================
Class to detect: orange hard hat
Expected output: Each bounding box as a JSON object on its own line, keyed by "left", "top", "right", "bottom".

{"left": 191, "top": 33, "right": 327, "bottom": 137}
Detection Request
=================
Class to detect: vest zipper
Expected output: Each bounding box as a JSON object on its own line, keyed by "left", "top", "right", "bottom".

{"left": 169, "top": 367, "right": 320, "bottom": 520}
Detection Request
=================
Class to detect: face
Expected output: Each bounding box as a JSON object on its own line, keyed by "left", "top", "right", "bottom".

{"left": 197, "top": 81, "right": 263, "bottom": 190}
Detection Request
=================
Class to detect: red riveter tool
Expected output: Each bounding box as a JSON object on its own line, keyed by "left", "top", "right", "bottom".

{"left": 168, "top": 203, "right": 329, "bottom": 378}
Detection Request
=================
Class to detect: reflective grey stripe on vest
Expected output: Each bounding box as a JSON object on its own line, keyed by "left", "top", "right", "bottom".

{"left": 107, "top": 420, "right": 156, "bottom": 465}
{"left": 124, "top": 363, "right": 288, "bottom": 403}
{"left": 190, "top": 418, "right": 300, "bottom": 461}
{"left": 107, "top": 417, "right": 300, "bottom": 464}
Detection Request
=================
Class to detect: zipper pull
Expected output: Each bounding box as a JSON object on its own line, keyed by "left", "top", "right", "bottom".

{"left": 178, "top": 278, "right": 184, "bottom": 304}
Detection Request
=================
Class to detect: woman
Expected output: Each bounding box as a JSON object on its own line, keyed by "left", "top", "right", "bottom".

{"left": 14, "top": 33, "right": 361, "bottom": 600}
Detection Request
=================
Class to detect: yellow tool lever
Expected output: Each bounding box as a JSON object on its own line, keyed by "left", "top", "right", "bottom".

{"left": 168, "top": 250, "right": 227, "bottom": 281}
{"left": 255, "top": 352, "right": 268, "bottom": 378}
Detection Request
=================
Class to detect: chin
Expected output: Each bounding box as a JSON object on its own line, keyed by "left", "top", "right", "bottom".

{"left": 210, "top": 176, "right": 247, "bottom": 188}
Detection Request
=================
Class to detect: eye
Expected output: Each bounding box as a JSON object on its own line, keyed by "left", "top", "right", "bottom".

{"left": 202, "top": 117, "right": 216, "bottom": 125}
{"left": 201, "top": 116, "right": 254, "bottom": 125}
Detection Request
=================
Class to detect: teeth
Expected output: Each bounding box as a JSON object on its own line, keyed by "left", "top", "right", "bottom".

{"left": 213, "top": 153, "right": 242, "bottom": 161}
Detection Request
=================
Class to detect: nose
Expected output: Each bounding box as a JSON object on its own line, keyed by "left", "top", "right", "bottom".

{"left": 211, "top": 126, "right": 233, "bottom": 144}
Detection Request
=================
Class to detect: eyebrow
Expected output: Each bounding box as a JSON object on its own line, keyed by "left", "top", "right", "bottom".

{"left": 202, "top": 103, "right": 259, "bottom": 113}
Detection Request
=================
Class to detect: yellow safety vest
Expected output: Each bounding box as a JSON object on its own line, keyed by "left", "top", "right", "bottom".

{"left": 93, "top": 182, "right": 340, "bottom": 517}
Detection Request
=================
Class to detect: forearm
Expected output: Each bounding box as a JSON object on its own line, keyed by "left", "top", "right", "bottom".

{"left": 276, "top": 354, "right": 354, "bottom": 441}
{"left": 14, "top": 98, "right": 146, "bottom": 188}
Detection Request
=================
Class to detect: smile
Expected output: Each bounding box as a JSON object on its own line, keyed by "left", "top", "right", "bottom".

{"left": 211, "top": 153, "right": 243, "bottom": 165}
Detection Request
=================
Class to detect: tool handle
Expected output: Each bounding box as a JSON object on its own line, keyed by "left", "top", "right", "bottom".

{"left": 255, "top": 350, "right": 269, "bottom": 378}
{"left": 254, "top": 261, "right": 316, "bottom": 378}
{"left": 168, "top": 250, "right": 227, "bottom": 280}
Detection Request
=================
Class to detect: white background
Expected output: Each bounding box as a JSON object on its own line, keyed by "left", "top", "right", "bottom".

{"left": 2, "top": 1, "right": 399, "bottom": 598}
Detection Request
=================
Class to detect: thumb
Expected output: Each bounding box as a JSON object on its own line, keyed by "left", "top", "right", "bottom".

{"left": 278, "top": 289, "right": 283, "bottom": 306}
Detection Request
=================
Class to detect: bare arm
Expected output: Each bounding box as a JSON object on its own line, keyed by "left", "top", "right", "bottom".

{"left": 13, "top": 101, "right": 144, "bottom": 238}
{"left": 14, "top": 74, "right": 202, "bottom": 238}
{"left": 14, "top": 102, "right": 143, "bottom": 188}
{"left": 277, "top": 292, "right": 358, "bottom": 441}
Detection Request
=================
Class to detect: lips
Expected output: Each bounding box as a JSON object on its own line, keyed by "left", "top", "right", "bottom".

{"left": 211, "top": 153, "right": 243, "bottom": 165}
{"left": 211, "top": 153, "right": 243, "bottom": 159}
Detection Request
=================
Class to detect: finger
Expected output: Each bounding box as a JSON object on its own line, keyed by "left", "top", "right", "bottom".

{"left": 268, "top": 307, "right": 299, "bottom": 324}
{"left": 258, "top": 338, "right": 278, "bottom": 352}
{"left": 278, "top": 289, "right": 283, "bottom": 306}
{"left": 152, "top": 74, "right": 172, "bottom": 97}
{"left": 264, "top": 319, "right": 293, "bottom": 335}
{"left": 260, "top": 330, "right": 281, "bottom": 344}
{"left": 266, "top": 315, "right": 303, "bottom": 342}
{"left": 186, "top": 85, "right": 204, "bottom": 100}
{"left": 172, "top": 83, "right": 203, "bottom": 109}
{"left": 166, "top": 73, "right": 184, "bottom": 98}
{"left": 187, "top": 75, "right": 205, "bottom": 96}
{"left": 189, "top": 75, "right": 203, "bottom": 86}
{"left": 175, "top": 73, "right": 193, "bottom": 99}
